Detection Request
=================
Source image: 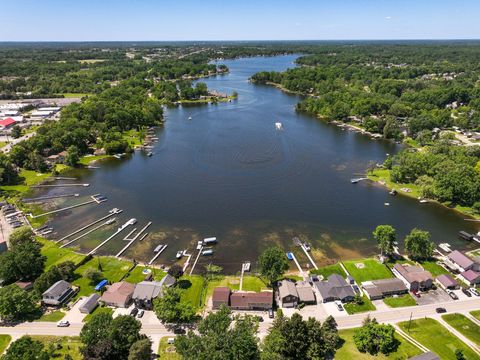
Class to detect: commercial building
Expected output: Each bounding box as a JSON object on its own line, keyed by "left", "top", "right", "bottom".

{"left": 361, "top": 278, "right": 408, "bottom": 300}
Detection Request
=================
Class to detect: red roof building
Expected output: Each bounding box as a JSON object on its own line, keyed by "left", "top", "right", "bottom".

{"left": 0, "top": 118, "right": 17, "bottom": 129}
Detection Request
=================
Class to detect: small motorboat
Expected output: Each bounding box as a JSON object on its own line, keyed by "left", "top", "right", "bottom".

{"left": 105, "top": 218, "right": 116, "bottom": 225}
{"left": 196, "top": 241, "right": 203, "bottom": 250}
{"left": 419, "top": 199, "right": 428, "bottom": 203}
{"left": 176, "top": 251, "right": 183, "bottom": 259}
{"left": 389, "top": 189, "right": 397, "bottom": 196}
{"left": 201, "top": 249, "right": 214, "bottom": 256}
{"left": 147, "top": 152, "right": 153, "bottom": 157}
{"left": 275, "top": 122, "right": 283, "bottom": 130}
{"left": 384, "top": 202, "right": 390, "bottom": 206}
{"left": 286, "top": 252, "right": 294, "bottom": 260}
{"left": 188, "top": 116, "right": 192, "bottom": 120}
{"left": 303, "top": 243, "right": 311, "bottom": 252}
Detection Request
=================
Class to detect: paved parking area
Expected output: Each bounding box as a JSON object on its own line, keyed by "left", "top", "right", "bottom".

{"left": 62, "top": 298, "right": 88, "bottom": 323}
{"left": 321, "top": 301, "right": 349, "bottom": 317}
{"left": 416, "top": 288, "right": 452, "bottom": 305}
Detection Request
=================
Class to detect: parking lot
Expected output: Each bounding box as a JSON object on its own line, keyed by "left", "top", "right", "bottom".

{"left": 415, "top": 288, "right": 452, "bottom": 306}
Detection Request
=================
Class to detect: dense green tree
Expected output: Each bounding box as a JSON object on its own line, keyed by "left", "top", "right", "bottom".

{"left": 128, "top": 339, "right": 152, "bottom": 360}
{"left": 258, "top": 246, "right": 289, "bottom": 286}
{"left": 33, "top": 261, "right": 76, "bottom": 295}
{"left": 65, "top": 145, "right": 80, "bottom": 166}
{"left": 1, "top": 336, "right": 49, "bottom": 360}
{"left": 0, "top": 284, "right": 40, "bottom": 322}
{"left": 153, "top": 287, "right": 196, "bottom": 324}
{"left": 373, "top": 225, "right": 397, "bottom": 256}
{"left": 404, "top": 228, "right": 435, "bottom": 260}
{"left": 84, "top": 268, "right": 103, "bottom": 284}
{"left": 167, "top": 264, "right": 183, "bottom": 280}
{"left": 353, "top": 316, "right": 398, "bottom": 355}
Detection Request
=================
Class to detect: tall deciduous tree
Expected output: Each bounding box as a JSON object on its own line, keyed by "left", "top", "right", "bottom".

{"left": 258, "top": 247, "right": 289, "bottom": 286}
{"left": 2, "top": 336, "right": 49, "bottom": 360}
{"left": 0, "top": 284, "right": 39, "bottom": 322}
{"left": 373, "top": 225, "right": 397, "bottom": 256}
{"left": 353, "top": 316, "right": 398, "bottom": 355}
{"left": 153, "top": 287, "right": 196, "bottom": 324}
{"left": 404, "top": 228, "right": 434, "bottom": 260}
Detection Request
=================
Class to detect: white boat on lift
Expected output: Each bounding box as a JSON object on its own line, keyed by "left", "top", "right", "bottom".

{"left": 275, "top": 122, "right": 283, "bottom": 130}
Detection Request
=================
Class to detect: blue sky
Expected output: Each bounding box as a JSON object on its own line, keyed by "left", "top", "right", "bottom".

{"left": 2, "top": 0, "right": 479, "bottom": 41}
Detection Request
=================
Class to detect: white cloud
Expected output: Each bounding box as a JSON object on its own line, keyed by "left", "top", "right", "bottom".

{"left": 385, "top": 16, "right": 392, "bottom": 20}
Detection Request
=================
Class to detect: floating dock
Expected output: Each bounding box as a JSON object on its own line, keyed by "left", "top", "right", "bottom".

{"left": 148, "top": 244, "right": 168, "bottom": 265}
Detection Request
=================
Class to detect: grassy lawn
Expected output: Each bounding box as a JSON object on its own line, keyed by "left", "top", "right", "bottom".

{"left": 344, "top": 296, "right": 376, "bottom": 314}
{"left": 79, "top": 154, "right": 112, "bottom": 165}
{"left": 35, "top": 310, "right": 66, "bottom": 322}
{"left": 124, "top": 266, "right": 166, "bottom": 284}
{"left": 73, "top": 257, "right": 134, "bottom": 298}
{"left": 383, "top": 294, "right": 417, "bottom": 308}
{"left": 398, "top": 318, "right": 479, "bottom": 360}
{"left": 1, "top": 169, "right": 51, "bottom": 195}
{"left": 0, "top": 141, "right": 7, "bottom": 148}
{"left": 0, "top": 335, "right": 12, "bottom": 355}
{"left": 310, "top": 263, "right": 346, "bottom": 279}
{"left": 471, "top": 310, "right": 480, "bottom": 321}
{"left": 31, "top": 336, "right": 82, "bottom": 360}
{"left": 419, "top": 261, "right": 450, "bottom": 277}
{"left": 178, "top": 275, "right": 204, "bottom": 311}
{"left": 442, "top": 313, "right": 480, "bottom": 346}
{"left": 62, "top": 92, "right": 90, "bottom": 98}
{"left": 336, "top": 328, "right": 421, "bottom": 359}
{"left": 343, "top": 259, "right": 393, "bottom": 283}
{"left": 38, "top": 238, "right": 86, "bottom": 269}
{"left": 123, "top": 129, "right": 144, "bottom": 147}
{"left": 205, "top": 275, "right": 268, "bottom": 301}
{"left": 158, "top": 337, "right": 182, "bottom": 359}
{"left": 83, "top": 306, "right": 113, "bottom": 323}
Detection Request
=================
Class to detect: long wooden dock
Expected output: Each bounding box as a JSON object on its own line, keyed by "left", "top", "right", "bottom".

{"left": 87, "top": 220, "right": 132, "bottom": 255}
{"left": 291, "top": 253, "right": 305, "bottom": 278}
{"left": 115, "top": 222, "right": 152, "bottom": 258}
{"left": 30, "top": 199, "right": 96, "bottom": 218}
{"left": 32, "top": 183, "right": 89, "bottom": 188}
{"left": 300, "top": 244, "right": 318, "bottom": 270}
{"left": 189, "top": 246, "right": 203, "bottom": 275}
{"left": 22, "top": 193, "right": 79, "bottom": 203}
{"left": 60, "top": 219, "right": 114, "bottom": 248}
{"left": 148, "top": 244, "right": 168, "bottom": 265}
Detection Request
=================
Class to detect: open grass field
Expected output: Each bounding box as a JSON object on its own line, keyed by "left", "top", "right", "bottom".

{"left": 398, "top": 318, "right": 480, "bottom": 360}
{"left": 178, "top": 275, "right": 204, "bottom": 310}
{"left": 309, "top": 263, "right": 346, "bottom": 279}
{"left": 123, "top": 129, "right": 144, "bottom": 147}
{"left": 38, "top": 238, "right": 86, "bottom": 269}
{"left": 205, "top": 275, "right": 268, "bottom": 300}
{"left": 158, "top": 337, "right": 182, "bottom": 359}
{"left": 83, "top": 306, "right": 113, "bottom": 323}
{"left": 124, "top": 266, "right": 166, "bottom": 284}
{"left": 0, "top": 335, "right": 12, "bottom": 355}
{"left": 442, "top": 313, "right": 480, "bottom": 346}
{"left": 62, "top": 93, "right": 90, "bottom": 97}
{"left": 343, "top": 259, "right": 393, "bottom": 283}
{"left": 31, "top": 336, "right": 82, "bottom": 360}
{"left": 344, "top": 296, "right": 376, "bottom": 314}
{"left": 35, "top": 310, "right": 66, "bottom": 322}
{"left": 73, "top": 257, "right": 133, "bottom": 298}
{"left": 79, "top": 154, "right": 112, "bottom": 165}
{"left": 419, "top": 261, "right": 450, "bottom": 277}
{"left": 336, "top": 328, "right": 421, "bottom": 359}
{"left": 383, "top": 294, "right": 417, "bottom": 308}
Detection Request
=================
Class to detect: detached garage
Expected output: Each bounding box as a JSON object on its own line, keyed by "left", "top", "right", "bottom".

{"left": 79, "top": 293, "right": 100, "bottom": 314}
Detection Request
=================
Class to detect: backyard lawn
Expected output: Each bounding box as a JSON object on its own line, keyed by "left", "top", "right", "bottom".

{"left": 383, "top": 294, "right": 417, "bottom": 308}
{"left": 309, "top": 263, "right": 346, "bottom": 279}
{"left": 336, "top": 328, "right": 421, "bottom": 359}
{"left": 158, "top": 337, "right": 182, "bottom": 359}
{"left": 0, "top": 335, "right": 11, "bottom": 355}
{"left": 419, "top": 261, "right": 450, "bottom": 277}
{"left": 343, "top": 296, "right": 376, "bottom": 314}
{"left": 205, "top": 275, "right": 268, "bottom": 302}
{"left": 35, "top": 310, "right": 66, "bottom": 322}
{"left": 79, "top": 154, "right": 112, "bottom": 165}
{"left": 442, "top": 313, "right": 480, "bottom": 346}
{"left": 38, "top": 238, "right": 86, "bottom": 269}
{"left": 124, "top": 266, "right": 166, "bottom": 284}
{"left": 178, "top": 275, "right": 204, "bottom": 311}
{"left": 343, "top": 259, "right": 393, "bottom": 283}
{"left": 73, "top": 257, "right": 134, "bottom": 298}
{"left": 31, "top": 336, "right": 82, "bottom": 360}
{"left": 398, "top": 318, "right": 479, "bottom": 360}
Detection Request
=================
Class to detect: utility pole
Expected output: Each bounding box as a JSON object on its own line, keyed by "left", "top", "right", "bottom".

{"left": 407, "top": 311, "right": 413, "bottom": 333}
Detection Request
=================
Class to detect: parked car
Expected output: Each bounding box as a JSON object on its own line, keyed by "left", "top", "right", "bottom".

{"left": 335, "top": 301, "right": 344, "bottom": 311}
{"left": 462, "top": 288, "right": 472, "bottom": 297}
{"left": 412, "top": 290, "right": 420, "bottom": 298}
{"left": 447, "top": 290, "right": 458, "bottom": 300}
{"left": 352, "top": 285, "right": 360, "bottom": 294}
{"left": 57, "top": 320, "right": 70, "bottom": 327}
{"left": 173, "top": 327, "right": 186, "bottom": 335}
{"left": 268, "top": 308, "right": 274, "bottom": 319}
{"left": 435, "top": 307, "right": 447, "bottom": 314}
{"left": 470, "top": 288, "right": 480, "bottom": 297}
{"left": 130, "top": 307, "right": 139, "bottom": 317}
{"left": 137, "top": 309, "right": 145, "bottom": 318}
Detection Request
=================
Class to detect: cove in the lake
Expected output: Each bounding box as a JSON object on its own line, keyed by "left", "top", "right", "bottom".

{"left": 40, "top": 55, "right": 479, "bottom": 273}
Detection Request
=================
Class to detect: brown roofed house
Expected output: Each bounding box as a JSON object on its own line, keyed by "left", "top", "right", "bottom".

{"left": 230, "top": 291, "right": 273, "bottom": 311}
{"left": 362, "top": 278, "right": 408, "bottom": 300}
{"left": 100, "top": 281, "right": 135, "bottom": 308}
{"left": 392, "top": 264, "right": 433, "bottom": 291}
{"left": 212, "top": 287, "right": 231, "bottom": 309}
{"left": 435, "top": 274, "right": 459, "bottom": 290}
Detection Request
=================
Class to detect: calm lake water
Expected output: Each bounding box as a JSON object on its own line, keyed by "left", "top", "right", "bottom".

{"left": 42, "top": 55, "right": 479, "bottom": 273}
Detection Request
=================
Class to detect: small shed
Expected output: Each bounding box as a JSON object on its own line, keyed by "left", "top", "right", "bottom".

{"left": 79, "top": 293, "right": 100, "bottom": 314}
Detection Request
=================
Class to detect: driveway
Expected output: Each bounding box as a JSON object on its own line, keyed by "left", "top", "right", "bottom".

{"left": 62, "top": 297, "right": 88, "bottom": 323}
{"left": 415, "top": 288, "right": 452, "bottom": 306}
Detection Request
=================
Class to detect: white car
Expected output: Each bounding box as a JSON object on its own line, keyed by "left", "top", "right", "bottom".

{"left": 470, "top": 288, "right": 480, "bottom": 297}
{"left": 335, "top": 301, "right": 344, "bottom": 311}
{"left": 57, "top": 320, "right": 70, "bottom": 327}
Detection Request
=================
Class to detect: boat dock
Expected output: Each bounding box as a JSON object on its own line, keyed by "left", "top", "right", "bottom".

{"left": 189, "top": 245, "right": 203, "bottom": 275}
{"left": 115, "top": 221, "right": 152, "bottom": 258}
{"left": 300, "top": 244, "right": 318, "bottom": 270}
{"left": 290, "top": 252, "right": 305, "bottom": 278}
{"left": 87, "top": 219, "right": 134, "bottom": 255}
{"left": 32, "top": 183, "right": 90, "bottom": 188}
{"left": 60, "top": 219, "right": 114, "bottom": 248}
{"left": 55, "top": 209, "right": 122, "bottom": 243}
{"left": 22, "top": 193, "right": 80, "bottom": 203}
{"left": 29, "top": 199, "right": 97, "bottom": 218}
{"left": 148, "top": 244, "right": 168, "bottom": 265}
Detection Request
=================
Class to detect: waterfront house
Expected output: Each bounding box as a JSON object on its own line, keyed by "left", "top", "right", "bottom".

{"left": 445, "top": 250, "right": 478, "bottom": 273}
{"left": 392, "top": 264, "right": 433, "bottom": 291}
{"left": 314, "top": 274, "right": 355, "bottom": 303}
{"left": 361, "top": 278, "right": 408, "bottom": 300}
{"left": 132, "top": 281, "right": 163, "bottom": 310}
{"left": 159, "top": 274, "right": 176, "bottom": 288}
{"left": 295, "top": 281, "right": 316, "bottom": 305}
{"left": 230, "top": 291, "right": 273, "bottom": 310}
{"left": 459, "top": 270, "right": 480, "bottom": 286}
{"left": 212, "top": 287, "right": 231, "bottom": 309}
{"left": 100, "top": 281, "right": 135, "bottom": 308}
{"left": 435, "top": 274, "right": 459, "bottom": 290}
{"left": 42, "top": 280, "right": 75, "bottom": 306}
{"left": 79, "top": 293, "right": 100, "bottom": 314}
{"left": 277, "top": 280, "right": 299, "bottom": 308}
